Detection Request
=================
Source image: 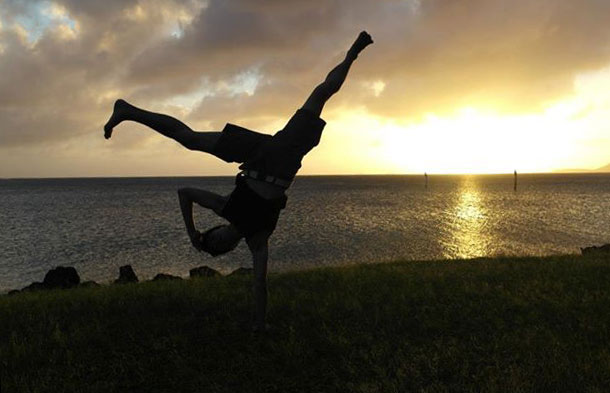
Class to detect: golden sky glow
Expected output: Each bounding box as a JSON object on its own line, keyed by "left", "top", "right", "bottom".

{"left": 309, "top": 66, "right": 610, "bottom": 175}
{"left": 1, "top": 0, "right": 610, "bottom": 177}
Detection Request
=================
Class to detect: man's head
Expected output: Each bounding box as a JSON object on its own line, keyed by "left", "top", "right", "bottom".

{"left": 200, "top": 224, "right": 242, "bottom": 257}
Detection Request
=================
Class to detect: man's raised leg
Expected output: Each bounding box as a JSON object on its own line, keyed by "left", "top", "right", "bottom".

{"left": 103, "top": 99, "right": 220, "bottom": 153}
{"left": 301, "top": 31, "right": 373, "bottom": 117}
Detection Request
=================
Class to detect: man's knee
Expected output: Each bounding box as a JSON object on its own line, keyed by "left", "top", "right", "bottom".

{"left": 176, "top": 130, "right": 201, "bottom": 151}
{"left": 302, "top": 84, "right": 331, "bottom": 115}
{"left": 313, "top": 83, "right": 333, "bottom": 102}
{"left": 179, "top": 131, "right": 220, "bottom": 153}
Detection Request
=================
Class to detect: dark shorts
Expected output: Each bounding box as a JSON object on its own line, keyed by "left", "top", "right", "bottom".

{"left": 213, "top": 109, "right": 326, "bottom": 180}
{"left": 220, "top": 175, "right": 287, "bottom": 239}
{"left": 212, "top": 124, "right": 271, "bottom": 164}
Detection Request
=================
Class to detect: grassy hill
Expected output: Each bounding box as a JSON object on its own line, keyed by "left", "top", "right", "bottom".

{"left": 2, "top": 254, "right": 610, "bottom": 392}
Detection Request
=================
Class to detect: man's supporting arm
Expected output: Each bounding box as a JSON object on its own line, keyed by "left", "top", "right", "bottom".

{"left": 247, "top": 231, "right": 271, "bottom": 331}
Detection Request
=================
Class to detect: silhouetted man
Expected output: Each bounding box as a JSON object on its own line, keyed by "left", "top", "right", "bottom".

{"left": 103, "top": 31, "right": 373, "bottom": 331}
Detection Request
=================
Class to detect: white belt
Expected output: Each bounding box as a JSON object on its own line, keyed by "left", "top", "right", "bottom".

{"left": 240, "top": 170, "right": 292, "bottom": 188}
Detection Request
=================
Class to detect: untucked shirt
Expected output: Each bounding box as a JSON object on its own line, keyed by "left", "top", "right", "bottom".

{"left": 220, "top": 175, "right": 287, "bottom": 239}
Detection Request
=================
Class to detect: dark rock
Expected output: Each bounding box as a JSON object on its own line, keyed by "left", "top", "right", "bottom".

{"left": 189, "top": 266, "right": 220, "bottom": 278}
{"left": 22, "top": 282, "right": 46, "bottom": 292}
{"left": 114, "top": 265, "right": 139, "bottom": 284}
{"left": 152, "top": 273, "right": 182, "bottom": 282}
{"left": 581, "top": 244, "right": 610, "bottom": 255}
{"left": 229, "top": 267, "right": 253, "bottom": 276}
{"left": 7, "top": 289, "right": 20, "bottom": 296}
{"left": 80, "top": 281, "right": 101, "bottom": 288}
{"left": 17, "top": 266, "right": 80, "bottom": 293}
{"left": 43, "top": 266, "right": 80, "bottom": 289}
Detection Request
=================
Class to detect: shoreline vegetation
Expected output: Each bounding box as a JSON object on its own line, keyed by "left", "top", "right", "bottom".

{"left": 2, "top": 254, "right": 610, "bottom": 392}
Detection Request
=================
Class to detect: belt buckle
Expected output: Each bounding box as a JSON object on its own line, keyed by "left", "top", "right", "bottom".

{"left": 243, "top": 169, "right": 290, "bottom": 188}
{"left": 246, "top": 170, "right": 263, "bottom": 181}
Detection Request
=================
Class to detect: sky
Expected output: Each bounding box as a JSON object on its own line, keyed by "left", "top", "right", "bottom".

{"left": 1, "top": 0, "right": 610, "bottom": 177}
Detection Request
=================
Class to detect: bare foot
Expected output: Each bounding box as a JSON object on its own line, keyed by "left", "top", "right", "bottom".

{"left": 348, "top": 31, "right": 373, "bottom": 60}
{"left": 103, "top": 99, "right": 129, "bottom": 139}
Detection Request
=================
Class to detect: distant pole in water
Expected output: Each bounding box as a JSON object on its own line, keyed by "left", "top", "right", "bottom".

{"left": 514, "top": 170, "right": 517, "bottom": 192}
{"left": 424, "top": 172, "right": 428, "bottom": 189}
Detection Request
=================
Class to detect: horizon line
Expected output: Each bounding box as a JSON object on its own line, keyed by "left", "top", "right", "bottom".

{"left": 2, "top": 170, "right": 610, "bottom": 180}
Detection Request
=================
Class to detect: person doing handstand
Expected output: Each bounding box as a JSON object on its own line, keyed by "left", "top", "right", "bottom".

{"left": 103, "top": 31, "right": 373, "bottom": 331}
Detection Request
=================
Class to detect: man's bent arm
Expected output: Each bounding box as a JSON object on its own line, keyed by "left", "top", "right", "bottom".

{"left": 178, "top": 188, "right": 226, "bottom": 242}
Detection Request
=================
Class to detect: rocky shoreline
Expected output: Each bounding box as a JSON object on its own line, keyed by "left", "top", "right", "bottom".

{"left": 8, "top": 243, "right": 609, "bottom": 296}
{"left": 6, "top": 264, "right": 253, "bottom": 296}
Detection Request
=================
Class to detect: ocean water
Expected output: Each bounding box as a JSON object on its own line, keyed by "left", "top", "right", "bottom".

{"left": 1, "top": 174, "right": 610, "bottom": 292}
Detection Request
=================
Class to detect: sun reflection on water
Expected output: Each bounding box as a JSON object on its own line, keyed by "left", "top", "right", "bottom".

{"left": 445, "top": 177, "right": 492, "bottom": 259}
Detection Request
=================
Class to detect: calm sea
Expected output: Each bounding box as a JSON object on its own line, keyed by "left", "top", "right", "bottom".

{"left": 1, "top": 174, "right": 610, "bottom": 292}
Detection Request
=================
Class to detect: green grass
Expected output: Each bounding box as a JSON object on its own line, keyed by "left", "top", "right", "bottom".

{"left": 2, "top": 255, "right": 610, "bottom": 392}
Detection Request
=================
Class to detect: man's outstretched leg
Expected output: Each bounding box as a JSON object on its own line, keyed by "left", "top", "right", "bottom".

{"left": 103, "top": 99, "right": 220, "bottom": 153}
{"left": 302, "top": 31, "right": 373, "bottom": 116}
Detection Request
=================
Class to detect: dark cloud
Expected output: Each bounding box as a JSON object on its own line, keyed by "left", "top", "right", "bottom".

{"left": 0, "top": 0, "right": 200, "bottom": 146}
{"left": 1, "top": 0, "right": 610, "bottom": 152}
{"left": 356, "top": 0, "right": 610, "bottom": 117}
{"left": 124, "top": 0, "right": 345, "bottom": 86}
{"left": 135, "top": 0, "right": 610, "bottom": 124}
